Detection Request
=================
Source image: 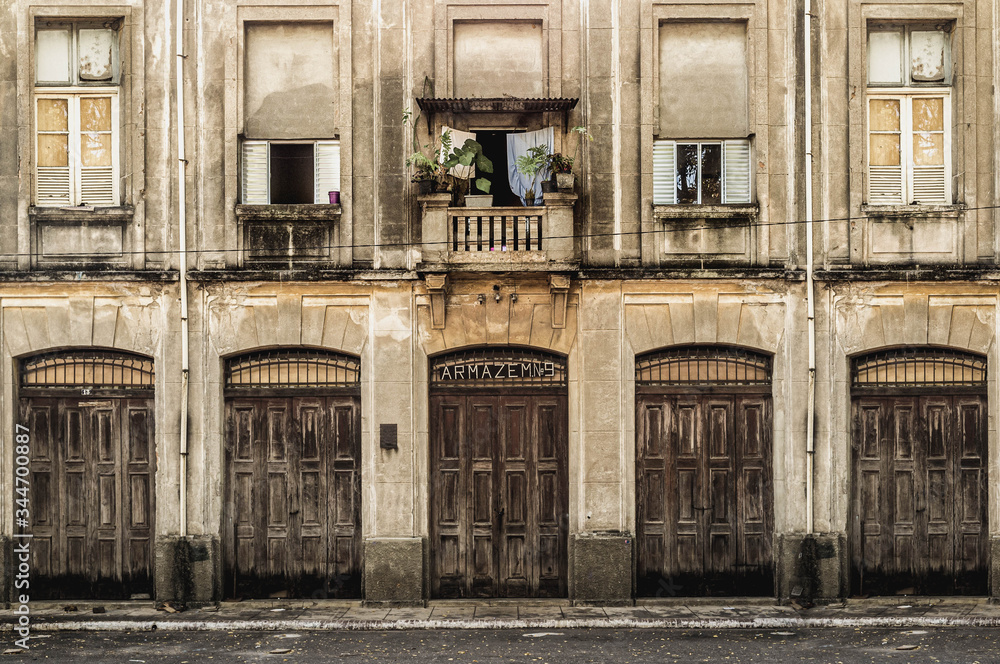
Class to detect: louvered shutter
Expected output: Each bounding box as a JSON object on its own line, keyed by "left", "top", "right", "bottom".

{"left": 868, "top": 165, "right": 904, "bottom": 204}
{"left": 36, "top": 167, "right": 71, "bottom": 206}
{"left": 241, "top": 141, "right": 269, "bottom": 204}
{"left": 723, "top": 140, "right": 751, "bottom": 204}
{"left": 79, "top": 167, "right": 114, "bottom": 205}
{"left": 652, "top": 140, "right": 675, "bottom": 205}
{"left": 313, "top": 140, "right": 341, "bottom": 204}
{"left": 911, "top": 165, "right": 947, "bottom": 203}
{"left": 35, "top": 96, "right": 72, "bottom": 206}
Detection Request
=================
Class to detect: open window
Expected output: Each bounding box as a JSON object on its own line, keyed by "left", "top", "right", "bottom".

{"left": 34, "top": 21, "right": 121, "bottom": 207}
{"left": 241, "top": 140, "right": 340, "bottom": 204}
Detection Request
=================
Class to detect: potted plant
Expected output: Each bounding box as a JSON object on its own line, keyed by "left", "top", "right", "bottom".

{"left": 515, "top": 144, "right": 551, "bottom": 206}
{"left": 442, "top": 137, "right": 493, "bottom": 207}
{"left": 549, "top": 152, "right": 575, "bottom": 190}
{"left": 403, "top": 109, "right": 451, "bottom": 195}
{"left": 553, "top": 126, "right": 593, "bottom": 191}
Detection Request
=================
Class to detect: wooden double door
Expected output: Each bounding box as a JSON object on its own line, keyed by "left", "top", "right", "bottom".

{"left": 636, "top": 393, "right": 773, "bottom": 596}
{"left": 430, "top": 392, "right": 568, "bottom": 598}
{"left": 851, "top": 394, "right": 988, "bottom": 595}
{"left": 21, "top": 397, "right": 156, "bottom": 599}
{"left": 224, "top": 395, "right": 361, "bottom": 599}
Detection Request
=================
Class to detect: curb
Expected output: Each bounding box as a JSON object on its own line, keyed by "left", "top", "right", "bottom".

{"left": 7, "top": 616, "right": 1000, "bottom": 632}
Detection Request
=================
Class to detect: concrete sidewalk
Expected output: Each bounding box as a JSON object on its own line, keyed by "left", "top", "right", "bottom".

{"left": 3, "top": 597, "right": 1000, "bottom": 631}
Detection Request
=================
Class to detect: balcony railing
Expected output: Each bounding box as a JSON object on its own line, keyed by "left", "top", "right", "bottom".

{"left": 450, "top": 209, "right": 543, "bottom": 252}
{"left": 419, "top": 193, "right": 578, "bottom": 268}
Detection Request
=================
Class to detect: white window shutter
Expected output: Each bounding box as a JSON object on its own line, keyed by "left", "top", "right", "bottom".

{"left": 313, "top": 140, "right": 341, "bottom": 204}
{"left": 79, "top": 167, "right": 115, "bottom": 205}
{"left": 869, "top": 165, "right": 904, "bottom": 204}
{"left": 723, "top": 140, "right": 751, "bottom": 204}
{"left": 652, "top": 140, "right": 675, "bottom": 205}
{"left": 911, "top": 166, "right": 947, "bottom": 204}
{"left": 241, "top": 141, "right": 269, "bottom": 204}
{"left": 36, "top": 167, "right": 71, "bottom": 206}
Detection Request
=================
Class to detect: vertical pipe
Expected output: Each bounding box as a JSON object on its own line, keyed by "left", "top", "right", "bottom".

{"left": 804, "top": 0, "right": 816, "bottom": 535}
{"left": 175, "top": 0, "right": 190, "bottom": 538}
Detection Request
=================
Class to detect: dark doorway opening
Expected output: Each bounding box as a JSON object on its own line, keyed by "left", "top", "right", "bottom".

{"left": 270, "top": 143, "right": 314, "bottom": 204}
{"left": 475, "top": 131, "right": 523, "bottom": 207}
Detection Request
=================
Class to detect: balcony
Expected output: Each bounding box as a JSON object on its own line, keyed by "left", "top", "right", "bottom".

{"left": 235, "top": 204, "right": 344, "bottom": 268}
{"left": 419, "top": 192, "right": 578, "bottom": 270}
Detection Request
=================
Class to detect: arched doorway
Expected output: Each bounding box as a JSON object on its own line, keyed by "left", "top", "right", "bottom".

{"left": 19, "top": 349, "right": 156, "bottom": 599}
{"left": 851, "top": 347, "right": 988, "bottom": 595}
{"left": 635, "top": 345, "right": 774, "bottom": 596}
{"left": 429, "top": 347, "right": 568, "bottom": 598}
{"left": 223, "top": 348, "right": 361, "bottom": 599}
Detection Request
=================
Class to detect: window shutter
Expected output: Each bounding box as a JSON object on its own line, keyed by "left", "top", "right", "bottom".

{"left": 241, "top": 141, "right": 269, "bottom": 204}
{"left": 869, "top": 165, "right": 904, "bottom": 204}
{"left": 652, "top": 140, "right": 675, "bottom": 205}
{"left": 36, "top": 167, "right": 71, "bottom": 206}
{"left": 313, "top": 140, "right": 341, "bottom": 204}
{"left": 79, "top": 167, "right": 115, "bottom": 205}
{"left": 911, "top": 166, "right": 947, "bottom": 204}
{"left": 723, "top": 140, "right": 751, "bottom": 204}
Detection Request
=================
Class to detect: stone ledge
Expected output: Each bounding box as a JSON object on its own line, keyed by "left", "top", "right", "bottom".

{"left": 654, "top": 204, "right": 758, "bottom": 220}
{"left": 29, "top": 205, "right": 135, "bottom": 223}
{"left": 861, "top": 203, "right": 966, "bottom": 218}
{"left": 0, "top": 270, "right": 178, "bottom": 282}
{"left": 235, "top": 204, "right": 342, "bottom": 221}
{"left": 815, "top": 266, "right": 1000, "bottom": 281}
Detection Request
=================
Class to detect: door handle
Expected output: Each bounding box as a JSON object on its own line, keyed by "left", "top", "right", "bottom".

{"left": 497, "top": 507, "right": 505, "bottom": 521}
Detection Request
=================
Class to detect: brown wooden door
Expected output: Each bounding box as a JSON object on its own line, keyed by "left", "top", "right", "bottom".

{"left": 851, "top": 395, "right": 987, "bottom": 595}
{"left": 637, "top": 393, "right": 773, "bottom": 596}
{"left": 22, "top": 397, "right": 155, "bottom": 599}
{"left": 224, "top": 395, "right": 361, "bottom": 598}
{"left": 430, "top": 392, "right": 567, "bottom": 598}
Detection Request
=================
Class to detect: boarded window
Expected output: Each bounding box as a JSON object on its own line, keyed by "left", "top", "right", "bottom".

{"left": 453, "top": 21, "right": 543, "bottom": 98}
{"left": 244, "top": 23, "right": 337, "bottom": 139}
{"left": 658, "top": 22, "right": 748, "bottom": 138}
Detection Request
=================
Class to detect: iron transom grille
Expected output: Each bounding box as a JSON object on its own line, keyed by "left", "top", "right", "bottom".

{"left": 636, "top": 345, "right": 772, "bottom": 386}
{"left": 852, "top": 347, "right": 986, "bottom": 388}
{"left": 430, "top": 347, "right": 567, "bottom": 388}
{"left": 21, "top": 349, "right": 154, "bottom": 390}
{"left": 226, "top": 348, "right": 360, "bottom": 389}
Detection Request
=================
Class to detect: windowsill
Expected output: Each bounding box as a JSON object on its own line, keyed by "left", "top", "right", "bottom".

{"left": 29, "top": 205, "right": 134, "bottom": 223}
{"left": 653, "top": 204, "right": 758, "bottom": 220}
{"left": 861, "top": 203, "right": 966, "bottom": 218}
{"left": 235, "top": 204, "right": 342, "bottom": 221}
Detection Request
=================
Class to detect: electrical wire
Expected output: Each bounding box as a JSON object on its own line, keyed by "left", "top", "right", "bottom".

{"left": 11, "top": 203, "right": 997, "bottom": 259}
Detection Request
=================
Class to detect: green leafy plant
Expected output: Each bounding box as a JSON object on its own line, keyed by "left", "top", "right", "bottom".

{"left": 403, "top": 109, "right": 449, "bottom": 189}
{"left": 442, "top": 138, "right": 493, "bottom": 196}
{"left": 548, "top": 152, "right": 573, "bottom": 174}
{"left": 515, "top": 144, "right": 551, "bottom": 203}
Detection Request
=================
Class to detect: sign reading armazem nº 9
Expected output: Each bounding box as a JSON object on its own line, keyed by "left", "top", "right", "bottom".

{"left": 430, "top": 348, "right": 567, "bottom": 387}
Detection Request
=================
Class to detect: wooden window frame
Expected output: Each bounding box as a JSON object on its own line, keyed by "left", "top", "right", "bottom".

{"left": 33, "top": 22, "right": 121, "bottom": 207}
{"left": 240, "top": 139, "right": 341, "bottom": 205}
{"left": 652, "top": 139, "right": 752, "bottom": 206}
{"left": 865, "top": 91, "right": 951, "bottom": 205}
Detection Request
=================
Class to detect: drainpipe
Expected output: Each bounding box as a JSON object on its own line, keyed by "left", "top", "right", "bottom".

{"left": 804, "top": 0, "right": 816, "bottom": 536}
{"left": 175, "top": 0, "right": 190, "bottom": 539}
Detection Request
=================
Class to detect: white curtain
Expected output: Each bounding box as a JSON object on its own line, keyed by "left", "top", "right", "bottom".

{"left": 507, "top": 127, "right": 554, "bottom": 204}
{"left": 441, "top": 126, "right": 477, "bottom": 179}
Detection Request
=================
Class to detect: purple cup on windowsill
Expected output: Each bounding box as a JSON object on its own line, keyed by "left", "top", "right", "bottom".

{"left": 328, "top": 191, "right": 340, "bottom": 204}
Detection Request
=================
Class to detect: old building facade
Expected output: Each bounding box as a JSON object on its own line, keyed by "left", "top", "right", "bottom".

{"left": 0, "top": 0, "right": 998, "bottom": 604}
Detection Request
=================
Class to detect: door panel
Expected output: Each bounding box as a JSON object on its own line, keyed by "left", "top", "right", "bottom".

{"left": 850, "top": 395, "right": 987, "bottom": 595}
{"left": 224, "top": 395, "right": 360, "bottom": 599}
{"left": 430, "top": 392, "right": 567, "bottom": 598}
{"left": 22, "top": 397, "right": 155, "bottom": 599}
{"left": 637, "top": 394, "right": 773, "bottom": 596}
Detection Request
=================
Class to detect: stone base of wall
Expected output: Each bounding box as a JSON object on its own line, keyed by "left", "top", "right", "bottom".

{"left": 990, "top": 537, "right": 1000, "bottom": 599}
{"left": 776, "top": 533, "right": 847, "bottom": 603}
{"left": 363, "top": 537, "right": 424, "bottom": 606}
{"left": 155, "top": 535, "right": 220, "bottom": 605}
{"left": 571, "top": 533, "right": 632, "bottom": 605}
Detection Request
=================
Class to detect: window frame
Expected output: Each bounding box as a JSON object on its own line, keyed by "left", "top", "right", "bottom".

{"left": 866, "top": 24, "right": 952, "bottom": 88}
{"left": 652, "top": 138, "right": 752, "bottom": 206}
{"left": 240, "top": 139, "right": 342, "bottom": 205}
{"left": 865, "top": 90, "right": 951, "bottom": 205}
{"left": 33, "top": 21, "right": 122, "bottom": 207}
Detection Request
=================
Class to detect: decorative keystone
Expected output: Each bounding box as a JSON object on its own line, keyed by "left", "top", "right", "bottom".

{"left": 426, "top": 273, "right": 448, "bottom": 330}
{"left": 549, "top": 274, "right": 570, "bottom": 329}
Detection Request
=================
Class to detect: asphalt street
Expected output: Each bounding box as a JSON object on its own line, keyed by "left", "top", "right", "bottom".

{"left": 3, "top": 628, "right": 1000, "bottom": 663}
